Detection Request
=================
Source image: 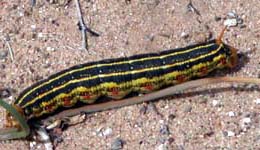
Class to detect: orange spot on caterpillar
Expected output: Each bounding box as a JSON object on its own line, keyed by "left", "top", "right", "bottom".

{"left": 144, "top": 83, "right": 154, "bottom": 91}
{"left": 82, "top": 95, "right": 90, "bottom": 100}
{"left": 199, "top": 66, "right": 208, "bottom": 76}
{"left": 220, "top": 57, "right": 226, "bottom": 65}
{"left": 82, "top": 93, "right": 91, "bottom": 99}
{"left": 176, "top": 75, "right": 186, "bottom": 83}
{"left": 111, "top": 87, "right": 119, "bottom": 96}
{"left": 63, "top": 97, "right": 72, "bottom": 107}
{"left": 45, "top": 104, "right": 54, "bottom": 112}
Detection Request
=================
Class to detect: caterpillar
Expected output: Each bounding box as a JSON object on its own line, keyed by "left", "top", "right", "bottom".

{"left": 1, "top": 28, "right": 259, "bottom": 141}
{"left": 8, "top": 28, "right": 237, "bottom": 121}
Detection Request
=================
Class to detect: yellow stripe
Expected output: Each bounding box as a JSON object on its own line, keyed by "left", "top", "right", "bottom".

{"left": 23, "top": 44, "right": 222, "bottom": 107}
{"left": 18, "top": 43, "right": 215, "bottom": 104}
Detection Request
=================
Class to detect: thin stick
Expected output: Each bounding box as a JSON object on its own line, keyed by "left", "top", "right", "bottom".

{"left": 2, "top": 35, "right": 14, "bottom": 62}
{"left": 75, "top": 0, "right": 88, "bottom": 50}
{"left": 45, "top": 77, "right": 260, "bottom": 121}
{"left": 187, "top": 0, "right": 201, "bottom": 16}
{"left": 75, "top": 0, "right": 100, "bottom": 50}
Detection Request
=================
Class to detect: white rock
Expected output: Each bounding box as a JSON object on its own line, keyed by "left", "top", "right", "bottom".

{"left": 224, "top": 19, "right": 238, "bottom": 27}
{"left": 180, "top": 32, "right": 188, "bottom": 38}
{"left": 38, "top": 32, "right": 44, "bottom": 38}
{"left": 212, "top": 100, "right": 219, "bottom": 106}
{"left": 242, "top": 117, "right": 251, "bottom": 124}
{"left": 255, "top": 98, "right": 260, "bottom": 105}
{"left": 228, "top": 111, "right": 235, "bottom": 117}
{"left": 227, "top": 131, "right": 235, "bottom": 137}
{"left": 103, "top": 128, "right": 113, "bottom": 136}
{"left": 31, "top": 24, "right": 36, "bottom": 29}
{"left": 157, "top": 144, "right": 168, "bottom": 150}
{"left": 46, "top": 47, "right": 55, "bottom": 52}
{"left": 29, "top": 141, "right": 36, "bottom": 148}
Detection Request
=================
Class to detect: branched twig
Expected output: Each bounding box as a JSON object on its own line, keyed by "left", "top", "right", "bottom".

{"left": 30, "top": 0, "right": 99, "bottom": 50}
{"left": 75, "top": 0, "right": 99, "bottom": 50}
{"left": 75, "top": 0, "right": 88, "bottom": 50}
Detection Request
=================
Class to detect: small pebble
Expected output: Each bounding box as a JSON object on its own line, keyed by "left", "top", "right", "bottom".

{"left": 29, "top": 141, "right": 37, "bottom": 149}
{"left": 31, "top": 24, "right": 36, "bottom": 30}
{"left": 242, "top": 117, "right": 251, "bottom": 124}
{"left": 18, "top": 11, "right": 24, "bottom": 17}
{"left": 38, "top": 32, "right": 45, "bottom": 38}
{"left": 255, "top": 98, "right": 260, "bottom": 105}
{"left": 160, "top": 124, "right": 170, "bottom": 135}
{"left": 103, "top": 128, "right": 113, "bottom": 136}
{"left": 0, "top": 89, "right": 11, "bottom": 98}
{"left": 0, "top": 64, "right": 6, "bottom": 69}
{"left": 168, "top": 114, "right": 176, "bottom": 120}
{"left": 44, "top": 142, "right": 54, "bottom": 150}
{"left": 167, "top": 137, "right": 175, "bottom": 144}
{"left": 183, "top": 105, "right": 192, "bottom": 113}
{"left": 144, "top": 34, "right": 154, "bottom": 42}
{"left": 212, "top": 100, "right": 219, "bottom": 107}
{"left": 214, "top": 16, "right": 221, "bottom": 21}
{"left": 228, "top": 111, "right": 235, "bottom": 117}
{"left": 139, "top": 140, "right": 144, "bottom": 145}
{"left": 0, "top": 50, "right": 8, "bottom": 59}
{"left": 46, "top": 47, "right": 56, "bottom": 52}
{"left": 4, "top": 35, "right": 10, "bottom": 41}
{"left": 98, "top": 127, "right": 113, "bottom": 137}
{"left": 159, "top": 120, "right": 165, "bottom": 124}
{"left": 31, "top": 32, "right": 37, "bottom": 40}
{"left": 240, "top": 117, "right": 252, "bottom": 131}
{"left": 224, "top": 18, "right": 238, "bottom": 27}
{"left": 237, "top": 18, "right": 243, "bottom": 24}
{"left": 180, "top": 32, "right": 189, "bottom": 39}
{"left": 139, "top": 105, "right": 147, "bottom": 115}
{"left": 111, "top": 138, "right": 124, "bottom": 150}
{"left": 157, "top": 143, "right": 168, "bottom": 150}
{"left": 227, "top": 131, "right": 235, "bottom": 137}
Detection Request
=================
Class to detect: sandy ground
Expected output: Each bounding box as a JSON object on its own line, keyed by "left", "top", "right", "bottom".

{"left": 0, "top": 0, "right": 260, "bottom": 150}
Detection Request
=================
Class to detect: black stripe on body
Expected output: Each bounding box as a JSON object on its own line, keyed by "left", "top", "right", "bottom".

{"left": 15, "top": 40, "right": 218, "bottom": 107}
{"left": 29, "top": 43, "right": 226, "bottom": 108}
{"left": 16, "top": 40, "right": 233, "bottom": 118}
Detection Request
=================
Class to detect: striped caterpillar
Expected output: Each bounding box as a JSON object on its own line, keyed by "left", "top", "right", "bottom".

{"left": 8, "top": 28, "right": 237, "bottom": 120}
{"left": 0, "top": 28, "right": 259, "bottom": 141}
